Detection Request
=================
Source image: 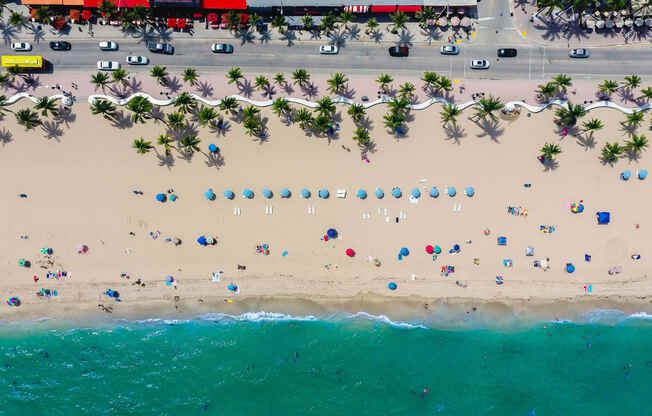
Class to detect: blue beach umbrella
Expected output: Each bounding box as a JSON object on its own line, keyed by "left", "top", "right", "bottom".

{"left": 205, "top": 188, "right": 215, "bottom": 200}
{"left": 465, "top": 186, "right": 475, "bottom": 197}
{"left": 327, "top": 228, "right": 338, "bottom": 238}
{"left": 228, "top": 283, "right": 238, "bottom": 292}
{"left": 357, "top": 189, "right": 367, "bottom": 199}
{"left": 262, "top": 188, "right": 273, "bottom": 199}
{"left": 318, "top": 189, "right": 329, "bottom": 199}
{"left": 208, "top": 143, "right": 219, "bottom": 153}
{"left": 375, "top": 188, "right": 384, "bottom": 199}
{"left": 566, "top": 263, "right": 575, "bottom": 273}
{"left": 301, "top": 189, "right": 311, "bottom": 198}
{"left": 392, "top": 187, "right": 402, "bottom": 198}
{"left": 243, "top": 189, "right": 254, "bottom": 199}
{"left": 411, "top": 188, "right": 421, "bottom": 198}
{"left": 224, "top": 189, "right": 234, "bottom": 200}
{"left": 429, "top": 187, "right": 439, "bottom": 198}
{"left": 447, "top": 187, "right": 457, "bottom": 197}
{"left": 639, "top": 169, "right": 648, "bottom": 180}
{"left": 156, "top": 193, "right": 166, "bottom": 202}
{"left": 197, "top": 236, "right": 207, "bottom": 246}
{"left": 280, "top": 188, "right": 291, "bottom": 198}
{"left": 388, "top": 282, "right": 397, "bottom": 291}
{"left": 400, "top": 247, "right": 409, "bottom": 256}
{"left": 621, "top": 170, "right": 631, "bottom": 180}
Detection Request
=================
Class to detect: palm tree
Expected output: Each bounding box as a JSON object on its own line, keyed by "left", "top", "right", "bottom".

{"left": 637, "top": 87, "right": 652, "bottom": 102}
{"left": 167, "top": 112, "right": 185, "bottom": 131}
{"left": 376, "top": 73, "right": 393, "bottom": 93}
{"left": 0, "top": 95, "right": 14, "bottom": 115}
{"left": 271, "top": 15, "right": 287, "bottom": 33}
{"left": 581, "top": 118, "right": 603, "bottom": 136}
{"left": 182, "top": 67, "right": 199, "bottom": 86}
{"left": 539, "top": 143, "right": 561, "bottom": 161}
{"left": 196, "top": 106, "right": 218, "bottom": 127}
{"left": 339, "top": 10, "right": 354, "bottom": 28}
{"left": 0, "top": 73, "right": 11, "bottom": 87}
{"left": 552, "top": 74, "right": 573, "bottom": 94}
{"left": 111, "top": 68, "right": 128, "bottom": 86}
{"left": 254, "top": 75, "right": 270, "bottom": 92}
{"left": 157, "top": 134, "right": 175, "bottom": 155}
{"left": 383, "top": 111, "right": 406, "bottom": 134}
{"left": 536, "top": 82, "right": 557, "bottom": 99}
{"left": 33, "top": 6, "right": 51, "bottom": 22}
{"left": 90, "top": 99, "right": 117, "bottom": 122}
{"left": 472, "top": 95, "right": 504, "bottom": 122}
{"left": 600, "top": 142, "right": 623, "bottom": 163}
{"left": 598, "top": 79, "right": 619, "bottom": 97}
{"left": 226, "top": 67, "right": 244, "bottom": 86}
{"left": 98, "top": 0, "right": 117, "bottom": 20}
{"left": 421, "top": 71, "right": 439, "bottom": 92}
{"left": 399, "top": 82, "right": 416, "bottom": 100}
{"left": 132, "top": 137, "right": 153, "bottom": 154}
{"left": 273, "top": 73, "right": 286, "bottom": 87}
{"left": 294, "top": 108, "right": 313, "bottom": 130}
{"left": 327, "top": 72, "right": 348, "bottom": 95}
{"left": 219, "top": 96, "right": 239, "bottom": 114}
{"left": 9, "top": 11, "right": 24, "bottom": 28}
{"left": 311, "top": 114, "right": 332, "bottom": 134}
{"left": 301, "top": 14, "right": 313, "bottom": 31}
{"left": 15, "top": 109, "right": 40, "bottom": 130}
{"left": 352, "top": 127, "right": 371, "bottom": 149}
{"left": 272, "top": 98, "right": 291, "bottom": 118}
{"left": 292, "top": 69, "right": 310, "bottom": 87}
{"left": 440, "top": 103, "right": 462, "bottom": 125}
{"left": 6, "top": 65, "right": 25, "bottom": 82}
{"left": 554, "top": 102, "right": 586, "bottom": 127}
{"left": 435, "top": 76, "right": 453, "bottom": 94}
{"left": 315, "top": 96, "right": 335, "bottom": 117}
{"left": 179, "top": 134, "right": 201, "bottom": 155}
{"left": 389, "top": 11, "right": 407, "bottom": 32}
{"left": 622, "top": 74, "right": 641, "bottom": 91}
{"left": 622, "top": 111, "right": 644, "bottom": 129}
{"left": 34, "top": 97, "right": 59, "bottom": 118}
{"left": 624, "top": 134, "right": 648, "bottom": 156}
{"left": 222, "top": 10, "right": 238, "bottom": 31}
{"left": 127, "top": 96, "right": 153, "bottom": 124}
{"left": 242, "top": 105, "right": 260, "bottom": 120}
{"left": 365, "top": 17, "right": 379, "bottom": 35}
{"left": 91, "top": 72, "right": 110, "bottom": 92}
{"left": 415, "top": 6, "right": 436, "bottom": 25}
{"left": 243, "top": 116, "right": 262, "bottom": 136}
{"left": 319, "top": 12, "right": 338, "bottom": 34}
{"left": 150, "top": 65, "right": 168, "bottom": 86}
{"left": 174, "top": 92, "right": 195, "bottom": 114}
{"left": 347, "top": 103, "right": 366, "bottom": 124}
{"left": 388, "top": 97, "right": 410, "bottom": 115}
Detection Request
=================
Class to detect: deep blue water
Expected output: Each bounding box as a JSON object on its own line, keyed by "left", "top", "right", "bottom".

{"left": 1, "top": 311, "right": 651, "bottom": 416}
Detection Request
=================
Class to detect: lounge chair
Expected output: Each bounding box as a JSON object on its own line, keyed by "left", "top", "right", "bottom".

{"left": 336, "top": 189, "right": 347, "bottom": 198}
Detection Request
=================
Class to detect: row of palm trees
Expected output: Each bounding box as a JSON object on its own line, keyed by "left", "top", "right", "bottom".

{"left": 540, "top": 134, "right": 648, "bottom": 164}
{"left": 0, "top": 95, "right": 60, "bottom": 130}
{"left": 538, "top": 74, "right": 652, "bottom": 102}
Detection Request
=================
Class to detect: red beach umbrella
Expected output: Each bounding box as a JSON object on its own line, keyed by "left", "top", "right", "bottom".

{"left": 426, "top": 245, "right": 434, "bottom": 254}
{"left": 346, "top": 248, "right": 355, "bottom": 257}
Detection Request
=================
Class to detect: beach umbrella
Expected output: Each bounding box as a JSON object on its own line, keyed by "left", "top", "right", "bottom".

{"left": 400, "top": 247, "right": 409, "bottom": 256}
{"left": 621, "top": 170, "right": 631, "bottom": 180}
{"left": 639, "top": 169, "right": 648, "bottom": 180}
{"left": 280, "top": 188, "right": 291, "bottom": 198}
{"left": 156, "top": 193, "right": 166, "bottom": 202}
{"left": 224, "top": 189, "right": 234, "bottom": 199}
{"left": 197, "top": 236, "right": 207, "bottom": 246}
{"left": 228, "top": 283, "right": 238, "bottom": 292}
{"left": 262, "top": 188, "right": 273, "bottom": 199}
{"left": 346, "top": 248, "right": 355, "bottom": 257}
{"left": 206, "top": 237, "right": 215, "bottom": 245}
{"left": 242, "top": 189, "right": 254, "bottom": 199}
{"left": 166, "top": 276, "right": 174, "bottom": 283}
{"left": 453, "top": 244, "right": 460, "bottom": 252}
{"left": 357, "top": 189, "right": 367, "bottom": 199}
{"left": 447, "top": 187, "right": 457, "bottom": 197}
{"left": 465, "top": 186, "right": 475, "bottom": 197}
{"left": 205, "top": 188, "right": 216, "bottom": 200}
{"left": 429, "top": 187, "right": 439, "bottom": 198}
{"left": 173, "top": 237, "right": 182, "bottom": 246}
{"left": 208, "top": 143, "right": 219, "bottom": 153}
{"left": 566, "top": 263, "right": 575, "bottom": 273}
{"left": 426, "top": 245, "right": 434, "bottom": 254}
{"left": 77, "top": 244, "right": 88, "bottom": 254}
{"left": 411, "top": 188, "right": 421, "bottom": 198}
{"left": 301, "top": 188, "right": 311, "bottom": 198}
{"left": 375, "top": 188, "right": 384, "bottom": 199}
{"left": 388, "top": 282, "right": 397, "bottom": 291}
{"left": 327, "top": 228, "right": 338, "bottom": 238}
{"left": 433, "top": 245, "right": 442, "bottom": 254}
{"left": 318, "top": 189, "right": 329, "bottom": 199}
{"left": 392, "top": 187, "right": 402, "bottom": 198}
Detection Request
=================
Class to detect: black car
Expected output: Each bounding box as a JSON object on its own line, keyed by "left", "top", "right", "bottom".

{"left": 388, "top": 46, "right": 409, "bottom": 57}
{"left": 49, "top": 41, "right": 71, "bottom": 51}
{"left": 497, "top": 48, "right": 517, "bottom": 57}
{"left": 146, "top": 41, "right": 174, "bottom": 55}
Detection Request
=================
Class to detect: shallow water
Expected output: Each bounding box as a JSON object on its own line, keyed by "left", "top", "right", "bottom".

{"left": 1, "top": 311, "right": 651, "bottom": 415}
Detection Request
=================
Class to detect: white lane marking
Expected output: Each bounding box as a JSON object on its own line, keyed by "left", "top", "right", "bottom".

{"left": 478, "top": 17, "right": 495, "bottom": 21}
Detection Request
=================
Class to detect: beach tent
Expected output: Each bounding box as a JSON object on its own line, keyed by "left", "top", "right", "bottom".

{"left": 566, "top": 263, "right": 575, "bottom": 273}
{"left": 375, "top": 188, "right": 384, "bottom": 199}
{"left": 170, "top": 194, "right": 178, "bottom": 202}
{"left": 447, "top": 187, "right": 457, "bottom": 197}
{"left": 205, "top": 188, "right": 216, "bottom": 200}
{"left": 243, "top": 189, "right": 254, "bottom": 199}
{"left": 526, "top": 246, "right": 534, "bottom": 256}
{"left": 197, "top": 236, "right": 208, "bottom": 246}
{"left": 400, "top": 247, "right": 409, "bottom": 256}
{"left": 224, "top": 189, "right": 235, "bottom": 199}
{"left": 425, "top": 245, "right": 434, "bottom": 254}
{"left": 156, "top": 193, "right": 166, "bottom": 202}
{"left": 318, "top": 189, "right": 329, "bottom": 199}
{"left": 388, "top": 282, "right": 397, "bottom": 290}
{"left": 392, "top": 187, "right": 402, "bottom": 198}
{"left": 346, "top": 248, "right": 355, "bottom": 257}
{"left": 208, "top": 143, "right": 219, "bottom": 153}
{"left": 280, "top": 188, "right": 291, "bottom": 198}
{"left": 497, "top": 236, "right": 507, "bottom": 246}
{"left": 465, "top": 186, "right": 475, "bottom": 197}
{"left": 301, "top": 189, "right": 311, "bottom": 198}
{"left": 639, "top": 169, "right": 648, "bottom": 180}
{"left": 262, "top": 188, "right": 273, "bottom": 199}
{"left": 228, "top": 283, "right": 238, "bottom": 292}
{"left": 411, "top": 188, "right": 421, "bottom": 198}
{"left": 597, "top": 211, "right": 610, "bottom": 224}
{"left": 433, "top": 245, "right": 442, "bottom": 254}
{"left": 357, "top": 189, "right": 367, "bottom": 199}
{"left": 430, "top": 187, "right": 439, "bottom": 198}
{"left": 327, "top": 228, "right": 338, "bottom": 238}
{"left": 621, "top": 170, "right": 631, "bottom": 180}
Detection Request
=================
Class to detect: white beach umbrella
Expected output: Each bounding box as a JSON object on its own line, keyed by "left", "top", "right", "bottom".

{"left": 646, "top": 18, "right": 652, "bottom": 26}
{"left": 606, "top": 19, "right": 615, "bottom": 28}
{"left": 624, "top": 18, "right": 633, "bottom": 26}
{"left": 586, "top": 19, "right": 596, "bottom": 28}
{"left": 634, "top": 18, "right": 643, "bottom": 26}
{"left": 615, "top": 19, "right": 624, "bottom": 28}
{"left": 596, "top": 20, "right": 605, "bottom": 28}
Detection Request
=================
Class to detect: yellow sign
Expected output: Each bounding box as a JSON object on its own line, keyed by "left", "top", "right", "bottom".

{"left": 522, "top": 31, "right": 527, "bottom": 36}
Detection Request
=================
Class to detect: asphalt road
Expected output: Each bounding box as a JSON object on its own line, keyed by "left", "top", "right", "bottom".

{"left": 4, "top": 39, "right": 651, "bottom": 80}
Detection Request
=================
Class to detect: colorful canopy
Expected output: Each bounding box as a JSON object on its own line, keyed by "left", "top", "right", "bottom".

{"left": 208, "top": 143, "right": 219, "bottom": 153}
{"left": 301, "top": 189, "right": 311, "bottom": 198}
{"left": 224, "top": 189, "right": 234, "bottom": 199}
{"left": 262, "top": 188, "right": 273, "bottom": 198}
{"left": 197, "top": 236, "right": 207, "bottom": 246}
{"left": 430, "top": 187, "right": 439, "bottom": 198}
{"left": 243, "top": 189, "right": 254, "bottom": 199}
{"left": 392, "top": 187, "right": 402, "bottom": 198}
{"left": 327, "top": 228, "right": 337, "bottom": 238}
{"left": 318, "top": 189, "right": 329, "bottom": 199}
{"left": 447, "top": 187, "right": 457, "bottom": 197}
{"left": 205, "top": 188, "right": 215, "bottom": 200}
{"left": 566, "top": 263, "right": 575, "bottom": 273}
{"left": 425, "top": 245, "right": 434, "bottom": 254}
{"left": 411, "top": 188, "right": 421, "bottom": 198}
{"left": 388, "top": 282, "right": 397, "bottom": 290}
{"left": 400, "top": 247, "right": 409, "bottom": 256}
{"left": 156, "top": 193, "right": 166, "bottom": 202}
{"left": 346, "top": 248, "right": 355, "bottom": 257}
{"left": 280, "top": 188, "right": 291, "bottom": 198}
{"left": 357, "top": 189, "right": 367, "bottom": 199}
{"left": 375, "top": 188, "right": 384, "bottom": 199}
{"left": 433, "top": 245, "right": 442, "bottom": 254}
{"left": 465, "top": 186, "right": 475, "bottom": 197}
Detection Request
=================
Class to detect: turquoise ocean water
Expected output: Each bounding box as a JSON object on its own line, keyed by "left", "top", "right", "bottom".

{"left": 1, "top": 310, "right": 651, "bottom": 416}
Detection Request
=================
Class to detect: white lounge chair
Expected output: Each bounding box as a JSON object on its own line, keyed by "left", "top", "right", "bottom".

{"left": 336, "top": 189, "right": 347, "bottom": 198}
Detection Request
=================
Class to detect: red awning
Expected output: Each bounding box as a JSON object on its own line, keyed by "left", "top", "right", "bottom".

{"left": 70, "top": 9, "right": 81, "bottom": 20}
{"left": 81, "top": 9, "right": 92, "bottom": 19}
{"left": 206, "top": 12, "right": 218, "bottom": 21}
{"left": 84, "top": 0, "right": 149, "bottom": 7}
{"left": 167, "top": 18, "right": 176, "bottom": 27}
{"left": 371, "top": 5, "right": 396, "bottom": 13}
{"left": 193, "top": 12, "right": 203, "bottom": 18}
{"left": 201, "top": 0, "right": 246, "bottom": 9}
{"left": 177, "top": 18, "right": 186, "bottom": 28}
{"left": 397, "top": 5, "right": 421, "bottom": 12}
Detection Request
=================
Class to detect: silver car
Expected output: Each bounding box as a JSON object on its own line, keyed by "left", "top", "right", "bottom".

{"left": 470, "top": 59, "right": 490, "bottom": 69}
{"left": 97, "top": 61, "right": 120, "bottom": 71}
{"left": 98, "top": 41, "right": 118, "bottom": 51}
{"left": 126, "top": 55, "right": 149, "bottom": 65}
{"left": 569, "top": 48, "right": 590, "bottom": 58}
{"left": 319, "top": 45, "right": 339, "bottom": 55}
{"left": 440, "top": 45, "right": 459, "bottom": 55}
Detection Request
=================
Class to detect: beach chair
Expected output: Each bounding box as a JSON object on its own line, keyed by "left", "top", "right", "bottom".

{"left": 336, "top": 189, "right": 347, "bottom": 198}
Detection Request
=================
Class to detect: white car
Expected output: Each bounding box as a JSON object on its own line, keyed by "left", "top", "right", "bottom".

{"left": 98, "top": 41, "right": 118, "bottom": 51}
{"left": 440, "top": 45, "right": 459, "bottom": 55}
{"left": 11, "top": 42, "right": 32, "bottom": 51}
{"left": 97, "top": 61, "right": 120, "bottom": 71}
{"left": 470, "top": 59, "right": 490, "bottom": 69}
{"left": 126, "top": 55, "right": 149, "bottom": 65}
{"left": 319, "top": 45, "right": 339, "bottom": 55}
{"left": 569, "top": 48, "right": 590, "bottom": 58}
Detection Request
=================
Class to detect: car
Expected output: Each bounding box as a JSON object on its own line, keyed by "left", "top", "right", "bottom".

{"left": 126, "top": 55, "right": 149, "bottom": 65}
{"left": 98, "top": 41, "right": 118, "bottom": 51}
{"left": 147, "top": 41, "right": 174, "bottom": 55}
{"left": 97, "top": 61, "right": 120, "bottom": 71}
{"left": 319, "top": 44, "right": 339, "bottom": 55}
{"left": 49, "top": 41, "right": 71, "bottom": 51}
{"left": 211, "top": 43, "right": 234, "bottom": 54}
{"left": 388, "top": 46, "right": 409, "bottom": 57}
{"left": 11, "top": 42, "right": 32, "bottom": 51}
{"left": 569, "top": 48, "right": 590, "bottom": 58}
{"left": 497, "top": 48, "right": 517, "bottom": 57}
{"left": 440, "top": 45, "right": 459, "bottom": 55}
{"left": 470, "top": 59, "right": 490, "bottom": 69}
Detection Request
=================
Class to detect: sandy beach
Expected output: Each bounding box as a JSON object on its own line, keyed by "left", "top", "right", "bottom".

{"left": 1, "top": 88, "right": 650, "bottom": 322}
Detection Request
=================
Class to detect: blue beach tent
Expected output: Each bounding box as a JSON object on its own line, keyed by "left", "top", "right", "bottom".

{"left": 375, "top": 188, "right": 384, "bottom": 199}
{"left": 430, "top": 187, "right": 439, "bottom": 198}
{"left": 447, "top": 187, "right": 457, "bottom": 197}
{"left": 243, "top": 189, "right": 254, "bottom": 199}
{"left": 411, "top": 188, "right": 421, "bottom": 198}
{"left": 224, "top": 189, "right": 234, "bottom": 200}
{"left": 208, "top": 143, "right": 219, "bottom": 153}
{"left": 639, "top": 169, "right": 648, "bottom": 180}
{"left": 301, "top": 189, "right": 311, "bottom": 198}
{"left": 318, "top": 189, "right": 329, "bottom": 199}
{"left": 280, "top": 188, "right": 291, "bottom": 198}
{"left": 621, "top": 170, "right": 631, "bottom": 180}
{"left": 156, "top": 193, "right": 166, "bottom": 202}
{"left": 357, "top": 189, "right": 367, "bottom": 199}
{"left": 392, "top": 187, "right": 402, "bottom": 198}
{"left": 327, "top": 229, "right": 338, "bottom": 238}
{"left": 597, "top": 211, "right": 610, "bottom": 224}
{"left": 262, "top": 188, "right": 273, "bottom": 199}
{"left": 205, "top": 188, "right": 216, "bottom": 200}
{"left": 465, "top": 186, "right": 475, "bottom": 197}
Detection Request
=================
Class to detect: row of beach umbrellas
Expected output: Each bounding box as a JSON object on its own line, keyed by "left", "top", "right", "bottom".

{"left": 208, "top": 186, "right": 476, "bottom": 200}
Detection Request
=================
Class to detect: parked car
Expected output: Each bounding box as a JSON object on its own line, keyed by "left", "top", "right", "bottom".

{"left": 49, "top": 41, "right": 71, "bottom": 51}
{"left": 569, "top": 48, "right": 590, "bottom": 58}
{"left": 388, "top": 46, "right": 409, "bottom": 57}
{"left": 470, "top": 59, "right": 490, "bottom": 69}
{"left": 97, "top": 61, "right": 120, "bottom": 71}
{"left": 319, "top": 44, "right": 339, "bottom": 55}
{"left": 497, "top": 48, "right": 517, "bottom": 57}
{"left": 147, "top": 42, "right": 174, "bottom": 55}
{"left": 11, "top": 42, "right": 32, "bottom": 51}
{"left": 211, "top": 43, "right": 234, "bottom": 54}
{"left": 98, "top": 41, "right": 118, "bottom": 51}
{"left": 440, "top": 45, "right": 459, "bottom": 55}
{"left": 126, "top": 55, "right": 149, "bottom": 65}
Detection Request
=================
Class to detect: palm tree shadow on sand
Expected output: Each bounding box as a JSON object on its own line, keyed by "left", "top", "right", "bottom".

{"left": 111, "top": 111, "right": 134, "bottom": 129}
{"left": 444, "top": 122, "right": 466, "bottom": 145}
{"left": 575, "top": 134, "right": 597, "bottom": 151}
{"left": 165, "top": 76, "right": 182, "bottom": 94}
{"left": 40, "top": 120, "right": 64, "bottom": 141}
{"left": 55, "top": 105, "right": 76, "bottom": 127}
{"left": 195, "top": 81, "right": 214, "bottom": 98}
{"left": 542, "top": 158, "right": 559, "bottom": 171}
{"left": 237, "top": 79, "right": 255, "bottom": 98}
{"left": 205, "top": 152, "right": 225, "bottom": 169}
{"left": 156, "top": 151, "right": 176, "bottom": 169}
{"left": 474, "top": 118, "right": 504, "bottom": 143}
{"left": 0, "top": 127, "right": 12, "bottom": 146}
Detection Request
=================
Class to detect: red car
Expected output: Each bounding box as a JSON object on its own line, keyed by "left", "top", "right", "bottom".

{"left": 388, "top": 46, "right": 409, "bottom": 57}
